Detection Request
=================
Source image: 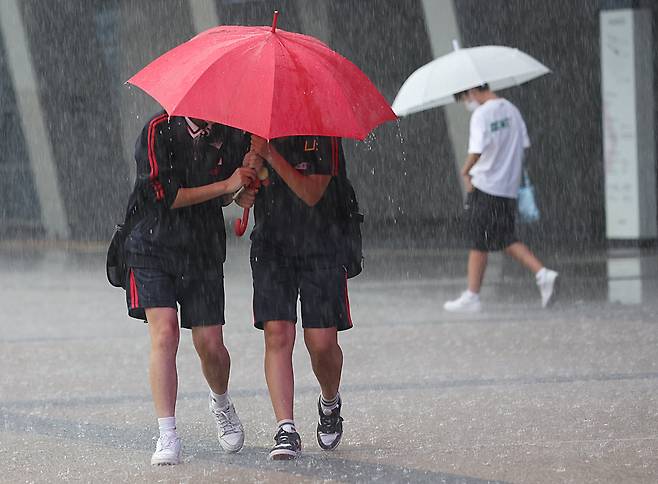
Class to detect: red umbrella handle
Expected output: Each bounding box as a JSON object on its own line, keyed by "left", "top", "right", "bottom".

{"left": 234, "top": 207, "right": 250, "bottom": 237}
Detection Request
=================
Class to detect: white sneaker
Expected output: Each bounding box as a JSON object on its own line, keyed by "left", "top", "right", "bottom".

{"left": 151, "top": 433, "right": 182, "bottom": 466}
{"left": 537, "top": 269, "right": 558, "bottom": 308}
{"left": 209, "top": 394, "right": 245, "bottom": 453}
{"left": 443, "top": 291, "right": 482, "bottom": 313}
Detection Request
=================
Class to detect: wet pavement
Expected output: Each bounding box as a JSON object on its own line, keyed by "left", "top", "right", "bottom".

{"left": 1, "top": 241, "right": 658, "bottom": 483}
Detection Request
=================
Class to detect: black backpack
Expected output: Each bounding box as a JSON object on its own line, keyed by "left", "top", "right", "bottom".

{"left": 330, "top": 138, "right": 364, "bottom": 279}
{"left": 106, "top": 192, "right": 139, "bottom": 288}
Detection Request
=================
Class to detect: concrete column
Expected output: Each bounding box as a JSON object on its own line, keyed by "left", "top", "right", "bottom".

{"left": 187, "top": 0, "right": 249, "bottom": 228}
{"left": 118, "top": 1, "right": 194, "bottom": 184}
{"left": 601, "top": 8, "right": 656, "bottom": 241}
{"left": 0, "top": 0, "right": 70, "bottom": 239}
{"left": 188, "top": 0, "right": 220, "bottom": 32}
{"left": 420, "top": 0, "right": 469, "bottom": 197}
{"left": 294, "top": 0, "right": 331, "bottom": 44}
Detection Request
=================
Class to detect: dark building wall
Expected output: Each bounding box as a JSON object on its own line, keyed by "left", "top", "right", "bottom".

{"left": 454, "top": 0, "right": 658, "bottom": 250}
{"left": 327, "top": 0, "right": 461, "bottom": 248}
{"left": 2, "top": 0, "right": 655, "bottom": 250}
{"left": 206, "top": 0, "right": 460, "bottom": 247}
{"left": 0, "top": 29, "right": 40, "bottom": 236}
{"left": 20, "top": 0, "right": 130, "bottom": 241}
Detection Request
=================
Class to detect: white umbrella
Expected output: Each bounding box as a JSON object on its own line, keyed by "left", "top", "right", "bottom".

{"left": 392, "top": 41, "right": 550, "bottom": 116}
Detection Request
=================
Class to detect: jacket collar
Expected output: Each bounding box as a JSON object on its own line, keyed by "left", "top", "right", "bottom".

{"left": 185, "top": 117, "right": 213, "bottom": 139}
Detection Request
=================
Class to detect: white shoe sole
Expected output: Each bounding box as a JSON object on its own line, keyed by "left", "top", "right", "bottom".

{"left": 443, "top": 303, "right": 481, "bottom": 313}
{"left": 269, "top": 448, "right": 301, "bottom": 460}
{"left": 151, "top": 454, "right": 181, "bottom": 466}
{"left": 219, "top": 434, "right": 245, "bottom": 453}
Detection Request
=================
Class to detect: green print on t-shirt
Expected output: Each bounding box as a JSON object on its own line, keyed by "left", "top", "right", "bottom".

{"left": 490, "top": 117, "right": 510, "bottom": 133}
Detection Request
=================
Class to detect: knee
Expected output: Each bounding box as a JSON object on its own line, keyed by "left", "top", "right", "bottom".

{"left": 195, "top": 336, "right": 226, "bottom": 361}
{"left": 264, "top": 323, "right": 295, "bottom": 353}
{"left": 305, "top": 336, "right": 340, "bottom": 359}
{"left": 193, "top": 327, "right": 226, "bottom": 360}
{"left": 151, "top": 324, "right": 179, "bottom": 353}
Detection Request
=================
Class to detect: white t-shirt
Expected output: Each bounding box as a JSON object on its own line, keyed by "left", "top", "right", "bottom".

{"left": 468, "top": 98, "right": 530, "bottom": 198}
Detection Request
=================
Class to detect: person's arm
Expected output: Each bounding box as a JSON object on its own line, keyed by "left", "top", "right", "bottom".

{"left": 134, "top": 115, "right": 255, "bottom": 210}
{"left": 170, "top": 169, "right": 256, "bottom": 209}
{"left": 461, "top": 109, "right": 488, "bottom": 193}
{"left": 251, "top": 136, "right": 331, "bottom": 207}
{"left": 461, "top": 153, "right": 481, "bottom": 192}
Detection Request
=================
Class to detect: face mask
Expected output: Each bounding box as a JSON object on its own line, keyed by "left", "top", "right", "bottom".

{"left": 464, "top": 99, "right": 480, "bottom": 112}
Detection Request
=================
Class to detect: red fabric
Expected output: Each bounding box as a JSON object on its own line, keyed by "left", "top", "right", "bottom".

{"left": 147, "top": 114, "right": 168, "bottom": 201}
{"left": 129, "top": 269, "right": 139, "bottom": 309}
{"left": 128, "top": 25, "right": 397, "bottom": 140}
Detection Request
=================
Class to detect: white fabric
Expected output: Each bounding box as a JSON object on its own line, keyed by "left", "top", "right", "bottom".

{"left": 210, "top": 390, "right": 229, "bottom": 409}
{"left": 185, "top": 116, "right": 214, "bottom": 139}
{"left": 158, "top": 416, "right": 176, "bottom": 435}
{"left": 468, "top": 98, "right": 530, "bottom": 199}
{"left": 392, "top": 45, "right": 550, "bottom": 116}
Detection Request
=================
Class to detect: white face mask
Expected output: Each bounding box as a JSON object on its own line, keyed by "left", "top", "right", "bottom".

{"left": 464, "top": 99, "right": 480, "bottom": 112}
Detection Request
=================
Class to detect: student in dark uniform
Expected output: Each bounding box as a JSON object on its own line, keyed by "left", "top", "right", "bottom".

{"left": 124, "top": 112, "right": 258, "bottom": 465}
{"left": 249, "top": 134, "right": 352, "bottom": 460}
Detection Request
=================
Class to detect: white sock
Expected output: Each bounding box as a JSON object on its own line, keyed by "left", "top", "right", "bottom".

{"left": 465, "top": 289, "right": 479, "bottom": 300}
{"left": 277, "top": 419, "right": 296, "bottom": 433}
{"left": 535, "top": 267, "right": 547, "bottom": 281}
{"left": 158, "top": 416, "right": 177, "bottom": 438}
{"left": 210, "top": 390, "right": 229, "bottom": 409}
{"left": 320, "top": 392, "right": 340, "bottom": 415}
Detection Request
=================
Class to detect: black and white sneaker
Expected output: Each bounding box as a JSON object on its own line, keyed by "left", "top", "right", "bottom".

{"left": 316, "top": 396, "right": 343, "bottom": 450}
{"left": 269, "top": 427, "right": 302, "bottom": 460}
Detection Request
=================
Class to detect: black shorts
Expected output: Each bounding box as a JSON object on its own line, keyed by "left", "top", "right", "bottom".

{"left": 250, "top": 249, "right": 353, "bottom": 332}
{"left": 126, "top": 267, "right": 225, "bottom": 329}
{"left": 465, "top": 188, "right": 518, "bottom": 252}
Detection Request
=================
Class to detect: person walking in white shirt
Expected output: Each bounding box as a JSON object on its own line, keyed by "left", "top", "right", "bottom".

{"left": 444, "top": 85, "right": 558, "bottom": 313}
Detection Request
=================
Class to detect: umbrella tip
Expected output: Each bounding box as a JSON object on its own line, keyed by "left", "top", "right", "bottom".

{"left": 452, "top": 39, "right": 460, "bottom": 51}
{"left": 271, "top": 10, "right": 279, "bottom": 32}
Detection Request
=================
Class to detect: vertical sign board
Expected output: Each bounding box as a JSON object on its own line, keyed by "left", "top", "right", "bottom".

{"left": 601, "top": 9, "right": 656, "bottom": 240}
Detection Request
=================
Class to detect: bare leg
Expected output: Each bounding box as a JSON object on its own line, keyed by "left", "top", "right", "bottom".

{"left": 263, "top": 321, "right": 296, "bottom": 422}
{"left": 146, "top": 307, "right": 180, "bottom": 418}
{"left": 192, "top": 325, "right": 230, "bottom": 394}
{"left": 504, "top": 242, "right": 543, "bottom": 274}
{"left": 467, "top": 250, "right": 488, "bottom": 293}
{"left": 303, "top": 328, "right": 343, "bottom": 399}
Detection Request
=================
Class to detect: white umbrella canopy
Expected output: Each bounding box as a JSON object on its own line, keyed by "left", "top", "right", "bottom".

{"left": 392, "top": 43, "right": 550, "bottom": 116}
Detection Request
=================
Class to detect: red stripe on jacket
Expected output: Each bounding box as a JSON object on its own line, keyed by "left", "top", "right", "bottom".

{"left": 147, "top": 114, "right": 168, "bottom": 201}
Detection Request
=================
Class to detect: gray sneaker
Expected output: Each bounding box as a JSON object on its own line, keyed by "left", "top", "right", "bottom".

{"left": 209, "top": 394, "right": 245, "bottom": 453}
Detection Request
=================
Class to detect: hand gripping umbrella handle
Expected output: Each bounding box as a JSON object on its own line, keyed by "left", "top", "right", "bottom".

{"left": 234, "top": 207, "right": 250, "bottom": 237}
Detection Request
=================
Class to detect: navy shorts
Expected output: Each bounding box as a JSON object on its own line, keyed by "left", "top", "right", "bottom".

{"left": 126, "top": 267, "right": 225, "bottom": 329}
{"left": 250, "top": 249, "right": 353, "bottom": 332}
{"left": 465, "top": 188, "right": 518, "bottom": 252}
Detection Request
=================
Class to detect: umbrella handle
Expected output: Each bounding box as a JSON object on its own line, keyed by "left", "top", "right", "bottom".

{"left": 234, "top": 207, "right": 250, "bottom": 237}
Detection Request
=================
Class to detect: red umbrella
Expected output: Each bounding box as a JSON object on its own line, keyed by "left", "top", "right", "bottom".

{"left": 127, "top": 11, "right": 396, "bottom": 140}
{"left": 127, "top": 11, "right": 396, "bottom": 236}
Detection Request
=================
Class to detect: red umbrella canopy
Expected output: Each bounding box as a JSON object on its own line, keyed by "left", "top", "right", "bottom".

{"left": 127, "top": 13, "right": 397, "bottom": 140}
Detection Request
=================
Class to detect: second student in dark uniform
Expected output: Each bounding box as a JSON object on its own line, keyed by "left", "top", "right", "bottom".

{"left": 248, "top": 134, "right": 352, "bottom": 460}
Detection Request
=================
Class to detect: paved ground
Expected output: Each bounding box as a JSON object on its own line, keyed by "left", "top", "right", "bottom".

{"left": 1, "top": 241, "right": 658, "bottom": 483}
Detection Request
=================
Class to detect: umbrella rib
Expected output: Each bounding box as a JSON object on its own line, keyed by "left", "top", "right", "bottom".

{"left": 277, "top": 36, "right": 369, "bottom": 138}
{"left": 171, "top": 36, "right": 273, "bottom": 133}
{"left": 164, "top": 35, "right": 257, "bottom": 112}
